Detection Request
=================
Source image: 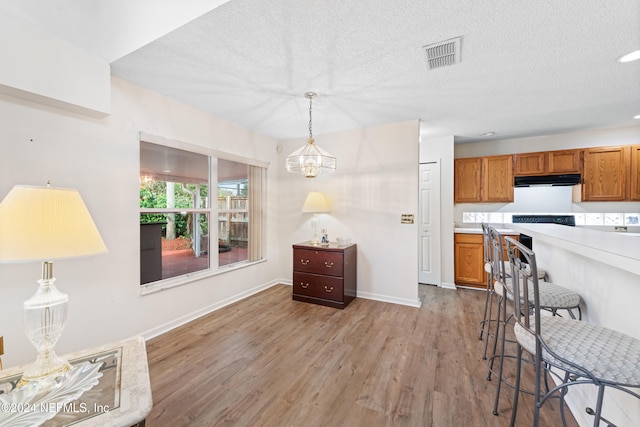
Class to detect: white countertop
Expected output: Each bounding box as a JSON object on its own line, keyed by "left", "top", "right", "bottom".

{"left": 454, "top": 227, "right": 516, "bottom": 235}
{"left": 508, "top": 223, "right": 640, "bottom": 276}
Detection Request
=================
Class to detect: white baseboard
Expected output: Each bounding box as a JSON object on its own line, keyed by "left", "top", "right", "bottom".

{"left": 440, "top": 281, "right": 457, "bottom": 290}
{"left": 356, "top": 290, "right": 422, "bottom": 308}
{"left": 138, "top": 279, "right": 284, "bottom": 341}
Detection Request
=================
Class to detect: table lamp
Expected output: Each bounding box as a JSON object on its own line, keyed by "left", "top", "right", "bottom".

{"left": 301, "top": 191, "right": 329, "bottom": 245}
{"left": 0, "top": 183, "right": 107, "bottom": 385}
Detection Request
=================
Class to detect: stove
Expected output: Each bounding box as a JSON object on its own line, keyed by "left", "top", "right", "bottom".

{"left": 512, "top": 214, "right": 575, "bottom": 226}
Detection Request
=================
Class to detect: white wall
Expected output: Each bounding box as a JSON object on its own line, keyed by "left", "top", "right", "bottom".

{"left": 277, "top": 120, "right": 421, "bottom": 307}
{"left": 0, "top": 77, "right": 282, "bottom": 367}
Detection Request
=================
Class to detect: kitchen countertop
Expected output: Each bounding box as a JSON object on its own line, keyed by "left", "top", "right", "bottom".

{"left": 508, "top": 223, "right": 640, "bottom": 276}
{"left": 454, "top": 227, "right": 516, "bottom": 235}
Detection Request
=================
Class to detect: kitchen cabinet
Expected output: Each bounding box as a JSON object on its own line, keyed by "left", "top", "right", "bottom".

{"left": 292, "top": 242, "right": 357, "bottom": 309}
{"left": 631, "top": 145, "right": 640, "bottom": 201}
{"left": 454, "top": 157, "right": 482, "bottom": 203}
{"left": 454, "top": 232, "right": 518, "bottom": 289}
{"left": 514, "top": 152, "right": 546, "bottom": 175}
{"left": 548, "top": 149, "right": 582, "bottom": 174}
{"left": 454, "top": 155, "right": 513, "bottom": 203}
{"left": 483, "top": 155, "right": 514, "bottom": 202}
{"left": 582, "top": 146, "right": 629, "bottom": 201}
{"left": 454, "top": 233, "right": 486, "bottom": 288}
{"left": 514, "top": 149, "right": 582, "bottom": 176}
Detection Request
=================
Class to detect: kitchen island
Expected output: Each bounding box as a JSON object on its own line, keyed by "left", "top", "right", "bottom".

{"left": 508, "top": 223, "right": 640, "bottom": 427}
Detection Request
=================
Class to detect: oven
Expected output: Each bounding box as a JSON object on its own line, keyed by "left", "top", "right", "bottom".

{"left": 511, "top": 214, "right": 576, "bottom": 226}
{"left": 511, "top": 214, "right": 575, "bottom": 260}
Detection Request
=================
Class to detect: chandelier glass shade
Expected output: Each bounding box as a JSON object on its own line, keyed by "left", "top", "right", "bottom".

{"left": 285, "top": 92, "right": 336, "bottom": 178}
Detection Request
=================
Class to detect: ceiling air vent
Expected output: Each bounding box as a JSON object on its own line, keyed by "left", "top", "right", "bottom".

{"left": 422, "top": 37, "right": 462, "bottom": 70}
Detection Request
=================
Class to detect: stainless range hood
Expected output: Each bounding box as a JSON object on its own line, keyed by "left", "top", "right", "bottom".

{"left": 514, "top": 173, "right": 581, "bottom": 187}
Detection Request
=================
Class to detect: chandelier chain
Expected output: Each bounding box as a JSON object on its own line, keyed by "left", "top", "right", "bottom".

{"left": 308, "top": 96, "right": 313, "bottom": 139}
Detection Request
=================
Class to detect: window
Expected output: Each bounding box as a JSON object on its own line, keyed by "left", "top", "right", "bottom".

{"left": 139, "top": 135, "right": 266, "bottom": 289}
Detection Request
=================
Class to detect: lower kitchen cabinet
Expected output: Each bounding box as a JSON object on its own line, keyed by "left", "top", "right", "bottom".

{"left": 292, "top": 242, "right": 357, "bottom": 309}
{"left": 454, "top": 232, "right": 518, "bottom": 289}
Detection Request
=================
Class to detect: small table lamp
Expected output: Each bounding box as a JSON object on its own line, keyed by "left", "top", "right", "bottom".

{"left": 0, "top": 183, "right": 107, "bottom": 385}
{"left": 301, "top": 191, "right": 329, "bottom": 245}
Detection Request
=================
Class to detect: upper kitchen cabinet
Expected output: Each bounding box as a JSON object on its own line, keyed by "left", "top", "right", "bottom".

{"left": 514, "top": 152, "right": 546, "bottom": 175}
{"left": 548, "top": 149, "right": 582, "bottom": 174}
{"left": 483, "top": 155, "right": 514, "bottom": 202}
{"left": 582, "top": 146, "right": 629, "bottom": 201}
{"left": 514, "top": 149, "right": 582, "bottom": 176}
{"left": 454, "top": 157, "right": 482, "bottom": 203}
{"left": 454, "top": 155, "right": 513, "bottom": 203}
{"left": 631, "top": 145, "right": 640, "bottom": 201}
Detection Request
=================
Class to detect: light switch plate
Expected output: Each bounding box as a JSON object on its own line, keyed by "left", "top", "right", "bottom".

{"left": 401, "top": 214, "right": 414, "bottom": 224}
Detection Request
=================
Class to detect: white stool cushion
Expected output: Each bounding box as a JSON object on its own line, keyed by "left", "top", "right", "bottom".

{"left": 514, "top": 317, "right": 640, "bottom": 385}
{"left": 502, "top": 261, "right": 547, "bottom": 280}
{"left": 504, "top": 280, "right": 581, "bottom": 310}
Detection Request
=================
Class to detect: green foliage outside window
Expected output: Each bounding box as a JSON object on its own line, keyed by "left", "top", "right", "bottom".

{"left": 140, "top": 181, "right": 209, "bottom": 237}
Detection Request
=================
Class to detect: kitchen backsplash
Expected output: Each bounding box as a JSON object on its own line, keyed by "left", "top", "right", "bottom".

{"left": 462, "top": 212, "right": 640, "bottom": 226}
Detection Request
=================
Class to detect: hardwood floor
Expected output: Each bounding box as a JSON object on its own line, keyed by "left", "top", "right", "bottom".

{"left": 145, "top": 284, "right": 578, "bottom": 426}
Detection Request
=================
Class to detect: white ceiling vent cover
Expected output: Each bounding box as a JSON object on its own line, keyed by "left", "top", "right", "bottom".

{"left": 423, "top": 37, "right": 462, "bottom": 70}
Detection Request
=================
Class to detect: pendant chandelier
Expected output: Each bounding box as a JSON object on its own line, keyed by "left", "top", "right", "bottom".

{"left": 285, "top": 92, "right": 336, "bottom": 178}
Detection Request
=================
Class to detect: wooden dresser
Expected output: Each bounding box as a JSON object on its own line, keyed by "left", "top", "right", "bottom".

{"left": 292, "top": 242, "right": 357, "bottom": 309}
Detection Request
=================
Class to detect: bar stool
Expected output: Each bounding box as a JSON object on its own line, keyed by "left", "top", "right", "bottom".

{"left": 479, "top": 224, "right": 547, "bottom": 361}
{"left": 478, "top": 223, "right": 495, "bottom": 358}
{"left": 505, "top": 236, "right": 640, "bottom": 426}
{"left": 485, "top": 226, "right": 582, "bottom": 417}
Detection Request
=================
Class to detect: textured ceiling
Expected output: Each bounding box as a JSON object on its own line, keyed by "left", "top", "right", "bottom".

{"left": 111, "top": 0, "right": 640, "bottom": 143}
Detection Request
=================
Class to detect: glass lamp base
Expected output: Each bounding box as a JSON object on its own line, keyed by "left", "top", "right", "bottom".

{"left": 20, "top": 263, "right": 70, "bottom": 386}
{"left": 19, "top": 351, "right": 71, "bottom": 386}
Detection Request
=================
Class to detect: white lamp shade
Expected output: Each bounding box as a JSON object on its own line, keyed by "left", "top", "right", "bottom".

{"left": 302, "top": 191, "right": 330, "bottom": 213}
{"left": 0, "top": 185, "right": 108, "bottom": 262}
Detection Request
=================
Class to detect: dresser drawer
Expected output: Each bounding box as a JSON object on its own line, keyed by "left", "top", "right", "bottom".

{"left": 293, "top": 272, "right": 344, "bottom": 302}
{"left": 293, "top": 248, "right": 344, "bottom": 277}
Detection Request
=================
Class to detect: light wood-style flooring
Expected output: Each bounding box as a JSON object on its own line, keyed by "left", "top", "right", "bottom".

{"left": 145, "top": 284, "right": 578, "bottom": 426}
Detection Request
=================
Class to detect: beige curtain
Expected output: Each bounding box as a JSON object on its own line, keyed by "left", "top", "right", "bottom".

{"left": 248, "top": 165, "right": 266, "bottom": 261}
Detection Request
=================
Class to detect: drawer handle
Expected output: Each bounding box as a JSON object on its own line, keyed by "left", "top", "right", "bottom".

{"left": 324, "top": 286, "right": 334, "bottom": 293}
{"left": 301, "top": 282, "right": 309, "bottom": 289}
{"left": 300, "top": 259, "right": 310, "bottom": 265}
{"left": 324, "top": 261, "right": 334, "bottom": 268}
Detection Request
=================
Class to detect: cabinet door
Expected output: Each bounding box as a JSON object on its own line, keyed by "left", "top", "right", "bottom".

{"left": 454, "top": 234, "right": 486, "bottom": 288}
{"left": 483, "top": 155, "right": 514, "bottom": 202}
{"left": 631, "top": 145, "right": 640, "bottom": 201}
{"left": 548, "top": 149, "right": 582, "bottom": 174}
{"left": 454, "top": 158, "right": 482, "bottom": 203}
{"left": 582, "top": 146, "right": 629, "bottom": 201}
{"left": 514, "top": 152, "right": 546, "bottom": 176}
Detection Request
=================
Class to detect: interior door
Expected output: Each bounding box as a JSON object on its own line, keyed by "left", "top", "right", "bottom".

{"left": 419, "top": 161, "right": 441, "bottom": 285}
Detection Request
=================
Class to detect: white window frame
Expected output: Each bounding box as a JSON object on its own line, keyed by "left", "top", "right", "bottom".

{"left": 139, "top": 132, "right": 268, "bottom": 295}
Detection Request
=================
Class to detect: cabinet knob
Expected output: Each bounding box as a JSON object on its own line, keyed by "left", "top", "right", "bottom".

{"left": 300, "top": 259, "right": 309, "bottom": 265}
{"left": 324, "top": 261, "right": 334, "bottom": 268}
{"left": 301, "top": 282, "right": 309, "bottom": 289}
{"left": 324, "top": 286, "right": 333, "bottom": 293}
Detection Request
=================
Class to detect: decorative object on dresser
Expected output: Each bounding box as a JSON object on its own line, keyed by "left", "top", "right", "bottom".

{"left": 301, "top": 191, "right": 330, "bottom": 245}
{"left": 285, "top": 92, "right": 337, "bottom": 178}
{"left": 0, "top": 182, "right": 108, "bottom": 386}
{"left": 292, "top": 242, "right": 357, "bottom": 309}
